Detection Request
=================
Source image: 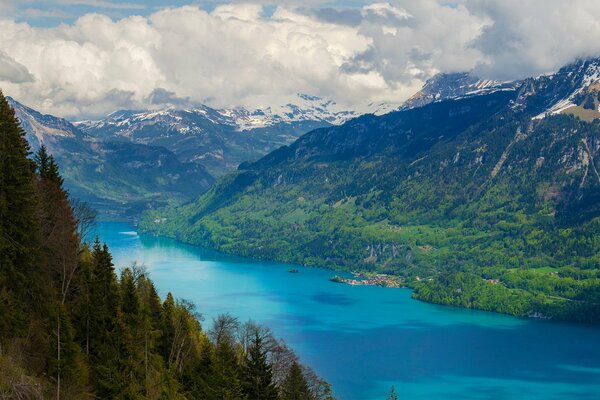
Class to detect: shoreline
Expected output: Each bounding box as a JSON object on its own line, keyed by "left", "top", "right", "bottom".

{"left": 330, "top": 272, "right": 404, "bottom": 288}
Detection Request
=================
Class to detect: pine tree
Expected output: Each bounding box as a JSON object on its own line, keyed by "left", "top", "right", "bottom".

{"left": 386, "top": 385, "right": 399, "bottom": 400}
{"left": 242, "top": 331, "right": 278, "bottom": 400}
{"left": 33, "top": 145, "right": 50, "bottom": 178}
{"left": 160, "top": 292, "right": 177, "bottom": 364}
{"left": 207, "top": 338, "right": 246, "bottom": 400}
{"left": 0, "top": 90, "right": 40, "bottom": 338}
{"left": 88, "top": 240, "right": 121, "bottom": 397}
{"left": 46, "top": 155, "right": 64, "bottom": 190}
{"left": 119, "top": 267, "right": 146, "bottom": 397}
{"left": 280, "top": 361, "right": 311, "bottom": 400}
{"left": 136, "top": 276, "right": 165, "bottom": 399}
{"left": 34, "top": 146, "right": 64, "bottom": 189}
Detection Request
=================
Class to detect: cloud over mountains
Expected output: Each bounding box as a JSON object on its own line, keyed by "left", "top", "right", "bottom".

{"left": 1, "top": 1, "right": 600, "bottom": 118}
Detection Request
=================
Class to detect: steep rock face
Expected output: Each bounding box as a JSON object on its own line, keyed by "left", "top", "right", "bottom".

{"left": 8, "top": 97, "right": 85, "bottom": 152}
{"left": 250, "top": 90, "right": 517, "bottom": 166}
{"left": 400, "top": 58, "right": 600, "bottom": 120}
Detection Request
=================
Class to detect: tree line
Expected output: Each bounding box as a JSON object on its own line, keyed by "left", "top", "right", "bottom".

{"left": 0, "top": 91, "right": 334, "bottom": 399}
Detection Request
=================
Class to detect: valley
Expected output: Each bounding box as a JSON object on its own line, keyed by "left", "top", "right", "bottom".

{"left": 3, "top": 3, "right": 600, "bottom": 399}
{"left": 11, "top": 94, "right": 368, "bottom": 217}
{"left": 140, "top": 58, "right": 600, "bottom": 324}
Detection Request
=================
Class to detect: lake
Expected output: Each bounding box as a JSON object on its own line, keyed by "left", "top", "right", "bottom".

{"left": 96, "top": 222, "right": 600, "bottom": 400}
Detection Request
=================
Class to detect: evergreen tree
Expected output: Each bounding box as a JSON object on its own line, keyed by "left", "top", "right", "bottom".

{"left": 280, "top": 361, "right": 311, "bottom": 400}
{"left": 242, "top": 331, "right": 278, "bottom": 400}
{"left": 33, "top": 144, "right": 50, "bottom": 178}
{"left": 160, "top": 292, "right": 177, "bottom": 364}
{"left": 88, "top": 240, "right": 121, "bottom": 397}
{"left": 71, "top": 245, "right": 94, "bottom": 357}
{"left": 34, "top": 145, "right": 64, "bottom": 189}
{"left": 386, "top": 385, "right": 398, "bottom": 400}
{"left": 207, "top": 338, "right": 246, "bottom": 400}
{"left": 0, "top": 90, "right": 39, "bottom": 337}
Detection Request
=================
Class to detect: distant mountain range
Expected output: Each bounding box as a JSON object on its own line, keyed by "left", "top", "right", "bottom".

{"left": 8, "top": 94, "right": 361, "bottom": 216}
{"left": 74, "top": 94, "right": 358, "bottom": 177}
{"left": 140, "top": 58, "right": 600, "bottom": 323}
{"left": 9, "top": 98, "right": 214, "bottom": 218}
{"left": 13, "top": 58, "right": 600, "bottom": 219}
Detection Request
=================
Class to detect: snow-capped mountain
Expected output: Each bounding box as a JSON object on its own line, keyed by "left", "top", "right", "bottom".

{"left": 515, "top": 58, "right": 600, "bottom": 120}
{"left": 75, "top": 94, "right": 360, "bottom": 176}
{"left": 401, "top": 72, "right": 520, "bottom": 111}
{"left": 76, "top": 93, "right": 357, "bottom": 134}
{"left": 397, "top": 59, "right": 600, "bottom": 122}
{"left": 9, "top": 57, "right": 600, "bottom": 218}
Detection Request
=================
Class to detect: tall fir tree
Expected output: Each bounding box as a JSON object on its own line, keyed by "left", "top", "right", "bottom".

{"left": 280, "top": 361, "right": 312, "bottom": 400}
{"left": 242, "top": 331, "right": 278, "bottom": 400}
{"left": 207, "top": 338, "right": 246, "bottom": 400}
{"left": 88, "top": 240, "right": 121, "bottom": 397}
{"left": 0, "top": 91, "right": 40, "bottom": 338}
{"left": 386, "top": 385, "right": 399, "bottom": 400}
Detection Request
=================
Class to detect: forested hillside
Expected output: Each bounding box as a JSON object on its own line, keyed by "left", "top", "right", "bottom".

{"left": 141, "top": 59, "right": 600, "bottom": 324}
{"left": 0, "top": 91, "right": 332, "bottom": 399}
{"left": 9, "top": 98, "right": 215, "bottom": 218}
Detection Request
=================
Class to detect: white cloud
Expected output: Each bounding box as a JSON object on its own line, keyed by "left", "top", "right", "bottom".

{"left": 0, "top": 51, "right": 34, "bottom": 83}
{"left": 0, "top": 1, "right": 600, "bottom": 119}
{"left": 465, "top": 0, "right": 600, "bottom": 80}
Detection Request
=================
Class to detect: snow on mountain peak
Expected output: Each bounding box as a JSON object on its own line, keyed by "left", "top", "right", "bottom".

{"left": 531, "top": 57, "right": 600, "bottom": 119}
{"left": 76, "top": 93, "right": 365, "bottom": 134}
{"left": 401, "top": 72, "right": 519, "bottom": 111}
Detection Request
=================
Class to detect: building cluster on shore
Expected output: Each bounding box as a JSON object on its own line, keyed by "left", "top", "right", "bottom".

{"left": 330, "top": 273, "right": 403, "bottom": 288}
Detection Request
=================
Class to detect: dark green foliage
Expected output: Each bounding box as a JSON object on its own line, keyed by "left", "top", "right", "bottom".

{"left": 0, "top": 90, "right": 39, "bottom": 337}
{"left": 242, "top": 332, "right": 278, "bottom": 400}
{"left": 280, "top": 361, "right": 311, "bottom": 400}
{"left": 34, "top": 145, "right": 64, "bottom": 190}
{"left": 0, "top": 94, "right": 332, "bottom": 399}
{"left": 386, "top": 386, "right": 398, "bottom": 400}
{"left": 583, "top": 95, "right": 596, "bottom": 110}
{"left": 141, "top": 86, "right": 600, "bottom": 323}
{"left": 207, "top": 338, "right": 245, "bottom": 399}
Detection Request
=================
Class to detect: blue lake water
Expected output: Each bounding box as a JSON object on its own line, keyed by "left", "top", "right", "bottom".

{"left": 96, "top": 221, "right": 600, "bottom": 400}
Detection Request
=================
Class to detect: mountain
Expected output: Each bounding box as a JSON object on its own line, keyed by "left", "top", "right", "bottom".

{"left": 9, "top": 97, "right": 214, "bottom": 217}
{"left": 10, "top": 93, "right": 392, "bottom": 217}
{"left": 401, "top": 72, "right": 520, "bottom": 110}
{"left": 519, "top": 58, "right": 600, "bottom": 120}
{"left": 76, "top": 94, "right": 358, "bottom": 176}
{"left": 140, "top": 58, "right": 600, "bottom": 323}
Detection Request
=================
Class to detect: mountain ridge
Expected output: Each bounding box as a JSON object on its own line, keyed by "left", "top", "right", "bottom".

{"left": 8, "top": 97, "right": 214, "bottom": 217}
{"left": 140, "top": 58, "right": 600, "bottom": 323}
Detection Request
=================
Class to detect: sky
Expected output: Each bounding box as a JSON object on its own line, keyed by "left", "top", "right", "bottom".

{"left": 1, "top": 0, "right": 600, "bottom": 119}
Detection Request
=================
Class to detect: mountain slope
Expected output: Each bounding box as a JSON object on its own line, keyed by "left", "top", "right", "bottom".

{"left": 401, "top": 72, "right": 519, "bottom": 110}
{"left": 9, "top": 98, "right": 214, "bottom": 217}
{"left": 76, "top": 94, "right": 357, "bottom": 176}
{"left": 141, "top": 59, "right": 600, "bottom": 323}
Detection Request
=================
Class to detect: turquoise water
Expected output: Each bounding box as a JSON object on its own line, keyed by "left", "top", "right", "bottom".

{"left": 96, "top": 222, "right": 600, "bottom": 400}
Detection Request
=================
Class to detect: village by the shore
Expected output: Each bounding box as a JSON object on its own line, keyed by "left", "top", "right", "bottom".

{"left": 330, "top": 272, "right": 403, "bottom": 288}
